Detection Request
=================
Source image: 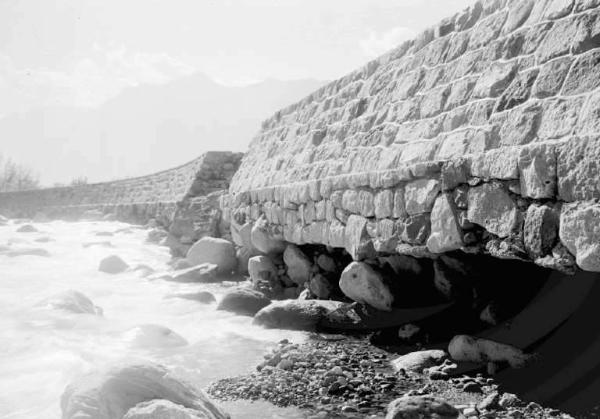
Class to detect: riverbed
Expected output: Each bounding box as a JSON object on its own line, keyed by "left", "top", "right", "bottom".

{"left": 0, "top": 219, "right": 306, "bottom": 419}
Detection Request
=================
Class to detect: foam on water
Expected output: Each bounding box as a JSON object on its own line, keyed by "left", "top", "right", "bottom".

{"left": 0, "top": 220, "right": 306, "bottom": 419}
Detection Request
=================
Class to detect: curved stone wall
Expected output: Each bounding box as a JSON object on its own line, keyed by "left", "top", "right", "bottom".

{"left": 225, "top": 0, "right": 600, "bottom": 273}
{"left": 0, "top": 151, "right": 243, "bottom": 224}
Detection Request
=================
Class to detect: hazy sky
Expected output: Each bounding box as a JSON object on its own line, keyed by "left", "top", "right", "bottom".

{"left": 0, "top": 0, "right": 474, "bottom": 114}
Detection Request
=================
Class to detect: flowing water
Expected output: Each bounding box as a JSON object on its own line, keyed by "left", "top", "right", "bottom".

{"left": 0, "top": 220, "right": 306, "bottom": 419}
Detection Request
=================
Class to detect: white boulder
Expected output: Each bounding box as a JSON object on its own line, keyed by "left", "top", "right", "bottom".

{"left": 61, "top": 362, "right": 229, "bottom": 419}
{"left": 250, "top": 215, "right": 286, "bottom": 254}
{"left": 122, "top": 324, "right": 187, "bottom": 348}
{"left": 39, "top": 290, "right": 103, "bottom": 315}
{"left": 448, "top": 335, "right": 534, "bottom": 369}
{"left": 124, "top": 399, "right": 208, "bottom": 419}
{"left": 247, "top": 255, "right": 278, "bottom": 286}
{"left": 339, "top": 262, "right": 394, "bottom": 311}
{"left": 186, "top": 237, "right": 236, "bottom": 273}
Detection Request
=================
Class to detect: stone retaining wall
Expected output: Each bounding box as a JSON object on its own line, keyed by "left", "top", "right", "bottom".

{"left": 0, "top": 151, "right": 243, "bottom": 226}
{"left": 225, "top": 0, "right": 600, "bottom": 273}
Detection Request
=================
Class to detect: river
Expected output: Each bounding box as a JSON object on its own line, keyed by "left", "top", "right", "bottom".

{"left": 0, "top": 219, "right": 306, "bottom": 419}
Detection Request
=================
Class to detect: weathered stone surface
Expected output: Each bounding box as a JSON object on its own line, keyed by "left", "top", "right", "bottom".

{"left": 339, "top": 261, "right": 394, "bottom": 311}
{"left": 533, "top": 56, "right": 573, "bottom": 98}
{"left": 123, "top": 399, "right": 207, "bottom": 419}
{"left": 518, "top": 143, "right": 557, "bottom": 199}
{"left": 283, "top": 244, "right": 313, "bottom": 285}
{"left": 538, "top": 97, "right": 584, "bottom": 140}
{"left": 524, "top": 205, "right": 559, "bottom": 258}
{"left": 427, "top": 194, "right": 463, "bottom": 254}
{"left": 578, "top": 90, "right": 600, "bottom": 136}
{"left": 344, "top": 215, "right": 374, "bottom": 260}
{"left": 503, "top": 0, "right": 534, "bottom": 33}
{"left": 557, "top": 136, "right": 600, "bottom": 201}
{"left": 472, "top": 61, "right": 516, "bottom": 98}
{"left": 186, "top": 237, "right": 237, "bottom": 273}
{"left": 467, "top": 183, "right": 519, "bottom": 238}
{"left": 494, "top": 69, "right": 539, "bottom": 112}
{"left": 374, "top": 189, "right": 393, "bottom": 219}
{"left": 560, "top": 201, "right": 600, "bottom": 271}
{"left": 561, "top": 50, "right": 600, "bottom": 95}
{"left": 309, "top": 274, "right": 333, "bottom": 299}
{"left": 495, "top": 103, "right": 541, "bottom": 147}
{"left": 248, "top": 255, "right": 278, "bottom": 286}
{"left": 250, "top": 215, "right": 286, "bottom": 254}
{"left": 400, "top": 214, "right": 431, "bottom": 245}
{"left": 404, "top": 179, "right": 440, "bottom": 215}
{"left": 470, "top": 147, "right": 519, "bottom": 180}
{"left": 544, "top": 0, "right": 576, "bottom": 19}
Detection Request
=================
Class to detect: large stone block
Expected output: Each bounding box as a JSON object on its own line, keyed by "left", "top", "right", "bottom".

{"left": 470, "top": 147, "right": 519, "bottom": 180}
{"left": 495, "top": 102, "right": 541, "bottom": 147}
{"left": 427, "top": 194, "right": 464, "bottom": 254}
{"left": 538, "top": 97, "right": 584, "bottom": 140}
{"left": 524, "top": 204, "right": 559, "bottom": 259}
{"left": 339, "top": 262, "right": 393, "bottom": 311}
{"left": 557, "top": 136, "right": 600, "bottom": 201}
{"left": 344, "top": 215, "right": 374, "bottom": 260}
{"left": 472, "top": 61, "right": 517, "bottom": 98}
{"left": 561, "top": 49, "right": 600, "bottom": 95}
{"left": 533, "top": 56, "right": 573, "bottom": 98}
{"left": 560, "top": 201, "right": 600, "bottom": 271}
{"left": 404, "top": 179, "right": 440, "bottom": 215}
{"left": 467, "top": 183, "right": 520, "bottom": 238}
{"left": 374, "top": 189, "right": 393, "bottom": 219}
{"left": 578, "top": 90, "right": 600, "bottom": 136}
{"left": 518, "top": 143, "right": 556, "bottom": 199}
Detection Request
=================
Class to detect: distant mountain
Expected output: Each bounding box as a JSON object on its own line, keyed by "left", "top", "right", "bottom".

{"left": 0, "top": 75, "right": 326, "bottom": 185}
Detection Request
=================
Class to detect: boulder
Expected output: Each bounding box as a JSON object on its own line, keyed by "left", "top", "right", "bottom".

{"left": 16, "top": 224, "right": 38, "bottom": 233}
{"left": 61, "top": 362, "right": 229, "bottom": 419}
{"left": 39, "top": 290, "right": 103, "bottom": 315}
{"left": 448, "top": 335, "right": 534, "bottom": 368}
{"left": 316, "top": 254, "right": 337, "bottom": 273}
{"left": 250, "top": 215, "right": 286, "bottom": 254}
{"left": 164, "top": 264, "right": 219, "bottom": 283}
{"left": 247, "top": 255, "right": 278, "bottom": 286}
{"left": 309, "top": 274, "right": 333, "bottom": 299}
{"left": 253, "top": 300, "right": 345, "bottom": 331}
{"left": 186, "top": 237, "right": 236, "bottom": 273}
{"left": 283, "top": 244, "right": 312, "bottom": 285}
{"left": 173, "top": 258, "right": 193, "bottom": 270}
{"left": 391, "top": 350, "right": 447, "bottom": 373}
{"left": 386, "top": 396, "right": 459, "bottom": 419}
{"left": 169, "top": 291, "right": 216, "bottom": 304}
{"left": 98, "top": 255, "right": 129, "bottom": 274}
{"left": 132, "top": 264, "right": 155, "bottom": 278}
{"left": 122, "top": 325, "right": 188, "bottom": 348}
{"left": 124, "top": 399, "right": 209, "bottom": 419}
{"left": 559, "top": 201, "right": 600, "bottom": 271}
{"left": 146, "top": 228, "right": 168, "bottom": 244}
{"left": 339, "top": 262, "right": 393, "bottom": 311}
{"left": 216, "top": 288, "right": 271, "bottom": 316}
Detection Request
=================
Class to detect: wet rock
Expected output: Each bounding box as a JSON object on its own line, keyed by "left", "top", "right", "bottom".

{"left": 6, "top": 247, "right": 50, "bottom": 257}
{"left": 16, "top": 224, "right": 38, "bottom": 233}
{"left": 448, "top": 335, "right": 533, "bottom": 368}
{"left": 61, "top": 362, "right": 229, "bottom": 419}
{"left": 283, "top": 244, "right": 313, "bottom": 285}
{"left": 253, "top": 300, "right": 345, "bottom": 331}
{"left": 166, "top": 263, "right": 219, "bottom": 283}
{"left": 98, "top": 255, "right": 129, "bottom": 274}
{"left": 123, "top": 325, "right": 188, "bottom": 348}
{"left": 146, "top": 228, "right": 168, "bottom": 244}
{"left": 217, "top": 288, "right": 271, "bottom": 316}
{"left": 39, "top": 290, "right": 103, "bottom": 315}
{"left": 123, "top": 399, "right": 209, "bottom": 419}
{"left": 132, "top": 264, "right": 155, "bottom": 278}
{"left": 385, "top": 395, "right": 459, "bottom": 419}
{"left": 186, "top": 237, "right": 236, "bottom": 273}
{"left": 339, "top": 261, "right": 393, "bottom": 311}
{"left": 173, "top": 258, "right": 193, "bottom": 270}
{"left": 309, "top": 274, "right": 333, "bottom": 299}
{"left": 251, "top": 215, "right": 286, "bottom": 254}
{"left": 391, "top": 350, "right": 447, "bottom": 373}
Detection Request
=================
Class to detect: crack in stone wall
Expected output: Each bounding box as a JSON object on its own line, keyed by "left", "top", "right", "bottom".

{"left": 224, "top": 0, "right": 600, "bottom": 273}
